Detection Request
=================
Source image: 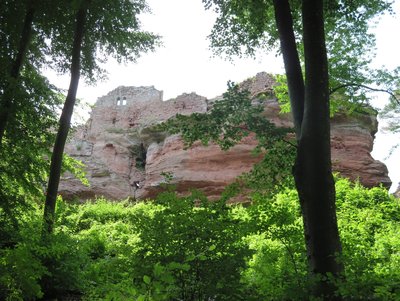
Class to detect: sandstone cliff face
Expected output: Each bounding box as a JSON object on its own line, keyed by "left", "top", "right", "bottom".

{"left": 59, "top": 73, "right": 391, "bottom": 201}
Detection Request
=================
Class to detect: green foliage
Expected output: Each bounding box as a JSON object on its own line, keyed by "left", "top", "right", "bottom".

{"left": 0, "top": 201, "right": 88, "bottom": 300}
{"left": 273, "top": 73, "right": 291, "bottom": 114}
{"left": 221, "top": 140, "right": 296, "bottom": 202}
{"left": 161, "top": 81, "right": 296, "bottom": 198}
{"left": 133, "top": 191, "right": 254, "bottom": 300}
{"left": 0, "top": 68, "right": 62, "bottom": 233}
{"left": 0, "top": 241, "right": 46, "bottom": 300}
{"left": 36, "top": 0, "right": 160, "bottom": 83}
{"left": 242, "top": 178, "right": 400, "bottom": 300}
{"left": 243, "top": 191, "right": 308, "bottom": 300}
{"left": 324, "top": 3, "right": 399, "bottom": 109}
{"left": 380, "top": 82, "right": 400, "bottom": 136}
{"left": 273, "top": 73, "right": 387, "bottom": 117}
{"left": 160, "top": 81, "right": 291, "bottom": 151}
{"left": 334, "top": 180, "right": 400, "bottom": 300}
{"left": 62, "top": 155, "right": 90, "bottom": 187}
{"left": 74, "top": 193, "right": 256, "bottom": 300}
{"left": 1, "top": 178, "right": 399, "bottom": 300}
{"left": 204, "top": 0, "right": 398, "bottom": 110}
{"left": 203, "top": 0, "right": 282, "bottom": 58}
{"left": 0, "top": 67, "right": 89, "bottom": 235}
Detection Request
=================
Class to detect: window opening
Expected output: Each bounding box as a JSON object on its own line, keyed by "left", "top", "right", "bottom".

{"left": 122, "top": 96, "right": 127, "bottom": 106}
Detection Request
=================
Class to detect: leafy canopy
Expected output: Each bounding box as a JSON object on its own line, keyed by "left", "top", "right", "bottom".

{"left": 0, "top": 0, "right": 160, "bottom": 232}
{"left": 203, "top": 0, "right": 398, "bottom": 109}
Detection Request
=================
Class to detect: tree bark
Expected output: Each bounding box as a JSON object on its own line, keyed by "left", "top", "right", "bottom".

{"left": 272, "top": 0, "right": 304, "bottom": 139}
{"left": 43, "top": 6, "right": 87, "bottom": 234}
{"left": 273, "top": 0, "right": 344, "bottom": 298}
{"left": 0, "top": 0, "right": 36, "bottom": 144}
{"left": 294, "top": 0, "right": 344, "bottom": 298}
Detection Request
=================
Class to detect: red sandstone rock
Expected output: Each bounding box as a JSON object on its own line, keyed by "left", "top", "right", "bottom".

{"left": 59, "top": 73, "right": 391, "bottom": 201}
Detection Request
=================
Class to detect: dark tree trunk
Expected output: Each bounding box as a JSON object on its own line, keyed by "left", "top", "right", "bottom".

{"left": 294, "top": 0, "right": 343, "bottom": 298}
{"left": 43, "top": 7, "right": 87, "bottom": 234}
{"left": 272, "top": 0, "right": 304, "bottom": 139}
{"left": 273, "top": 0, "right": 344, "bottom": 298}
{"left": 0, "top": 1, "right": 36, "bottom": 144}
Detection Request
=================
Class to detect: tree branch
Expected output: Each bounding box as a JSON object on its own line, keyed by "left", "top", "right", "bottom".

{"left": 330, "top": 83, "right": 400, "bottom": 105}
{"left": 283, "top": 138, "right": 297, "bottom": 149}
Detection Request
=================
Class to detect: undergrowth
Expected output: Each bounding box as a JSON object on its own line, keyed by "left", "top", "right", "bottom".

{"left": 0, "top": 178, "right": 399, "bottom": 300}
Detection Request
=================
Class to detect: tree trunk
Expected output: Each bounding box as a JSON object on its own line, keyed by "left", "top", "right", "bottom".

{"left": 272, "top": 0, "right": 304, "bottom": 139}
{"left": 273, "top": 0, "right": 344, "bottom": 297}
{"left": 0, "top": 0, "right": 36, "bottom": 144}
{"left": 294, "top": 0, "right": 343, "bottom": 298}
{"left": 43, "top": 6, "right": 87, "bottom": 234}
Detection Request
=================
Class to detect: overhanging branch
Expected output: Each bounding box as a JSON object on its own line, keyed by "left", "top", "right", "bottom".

{"left": 330, "top": 83, "right": 400, "bottom": 105}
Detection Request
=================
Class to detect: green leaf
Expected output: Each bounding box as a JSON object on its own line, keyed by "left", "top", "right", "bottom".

{"left": 137, "top": 295, "right": 146, "bottom": 301}
{"left": 143, "top": 275, "right": 151, "bottom": 284}
{"left": 185, "top": 254, "right": 196, "bottom": 262}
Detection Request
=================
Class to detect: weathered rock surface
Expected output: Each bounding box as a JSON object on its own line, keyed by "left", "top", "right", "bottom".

{"left": 59, "top": 72, "right": 391, "bottom": 201}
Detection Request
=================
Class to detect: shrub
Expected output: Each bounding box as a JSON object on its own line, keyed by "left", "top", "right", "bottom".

{"left": 77, "top": 193, "right": 257, "bottom": 300}
{"left": 243, "top": 178, "right": 400, "bottom": 300}
{"left": 242, "top": 189, "right": 308, "bottom": 300}
{"left": 0, "top": 178, "right": 398, "bottom": 300}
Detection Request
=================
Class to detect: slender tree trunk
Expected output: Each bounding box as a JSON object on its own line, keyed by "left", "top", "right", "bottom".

{"left": 43, "top": 6, "right": 87, "bottom": 234}
{"left": 293, "top": 0, "right": 343, "bottom": 298}
{"left": 272, "top": 0, "right": 304, "bottom": 139}
{"left": 0, "top": 0, "right": 36, "bottom": 144}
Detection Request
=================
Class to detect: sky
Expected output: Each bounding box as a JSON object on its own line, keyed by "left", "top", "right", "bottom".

{"left": 46, "top": 0, "right": 400, "bottom": 190}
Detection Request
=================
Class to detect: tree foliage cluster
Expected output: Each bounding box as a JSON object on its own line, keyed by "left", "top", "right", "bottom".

{"left": 159, "top": 82, "right": 292, "bottom": 151}
{"left": 204, "top": 0, "right": 398, "bottom": 108}
{"left": 0, "top": 0, "right": 159, "bottom": 233}
{"left": 0, "top": 178, "right": 398, "bottom": 300}
{"left": 160, "top": 81, "right": 296, "bottom": 199}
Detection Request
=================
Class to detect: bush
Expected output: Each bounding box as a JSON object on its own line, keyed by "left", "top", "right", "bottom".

{"left": 241, "top": 189, "right": 308, "bottom": 300}
{"left": 335, "top": 180, "right": 400, "bottom": 299}
{"left": 242, "top": 178, "right": 400, "bottom": 300}
{"left": 0, "top": 177, "right": 399, "bottom": 300}
{"left": 74, "top": 193, "right": 257, "bottom": 300}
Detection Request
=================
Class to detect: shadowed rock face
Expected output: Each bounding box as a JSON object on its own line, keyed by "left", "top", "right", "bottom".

{"left": 59, "top": 72, "right": 391, "bottom": 201}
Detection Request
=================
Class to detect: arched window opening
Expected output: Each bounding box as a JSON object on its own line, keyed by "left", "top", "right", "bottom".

{"left": 122, "top": 96, "right": 127, "bottom": 106}
{"left": 117, "top": 97, "right": 121, "bottom": 106}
